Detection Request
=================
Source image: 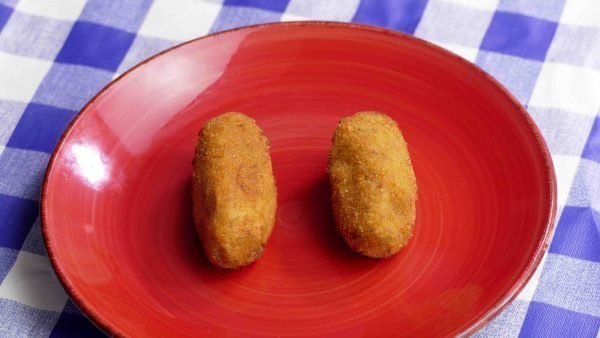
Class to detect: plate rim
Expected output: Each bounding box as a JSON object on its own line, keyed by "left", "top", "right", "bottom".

{"left": 40, "top": 20, "right": 557, "bottom": 336}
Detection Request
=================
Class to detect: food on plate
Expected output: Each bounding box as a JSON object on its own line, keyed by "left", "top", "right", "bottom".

{"left": 192, "top": 112, "right": 277, "bottom": 269}
{"left": 328, "top": 111, "right": 417, "bottom": 258}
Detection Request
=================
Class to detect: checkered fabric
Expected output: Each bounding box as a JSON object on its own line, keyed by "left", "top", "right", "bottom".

{"left": 0, "top": 0, "right": 598, "bottom": 336}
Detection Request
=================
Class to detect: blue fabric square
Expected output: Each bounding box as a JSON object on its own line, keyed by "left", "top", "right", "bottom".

{"left": 50, "top": 311, "right": 106, "bottom": 338}
{"left": 0, "top": 147, "right": 49, "bottom": 201}
{"left": 352, "top": 0, "right": 428, "bottom": 34}
{"left": 0, "top": 11, "right": 73, "bottom": 60}
{"left": 62, "top": 300, "right": 82, "bottom": 315}
{"left": 32, "top": 63, "right": 112, "bottom": 111}
{"left": 520, "top": 302, "right": 600, "bottom": 337}
{"left": 481, "top": 12, "right": 557, "bottom": 61}
{"left": 0, "top": 247, "right": 18, "bottom": 282}
{"left": 20, "top": 219, "right": 46, "bottom": 256}
{"left": 210, "top": 6, "right": 282, "bottom": 33}
{"left": 0, "top": 194, "right": 38, "bottom": 250}
{"left": 7, "top": 103, "right": 76, "bottom": 153}
{"left": 0, "top": 3, "right": 12, "bottom": 32}
{"left": 79, "top": 0, "right": 152, "bottom": 33}
{"left": 0, "top": 299, "right": 60, "bottom": 337}
{"left": 549, "top": 206, "right": 600, "bottom": 262}
{"left": 582, "top": 117, "right": 600, "bottom": 164}
{"left": 476, "top": 51, "right": 543, "bottom": 104}
{"left": 224, "top": 0, "right": 290, "bottom": 12}
{"left": 56, "top": 21, "right": 135, "bottom": 72}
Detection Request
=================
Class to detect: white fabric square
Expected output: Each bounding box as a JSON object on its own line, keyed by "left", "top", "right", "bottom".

{"left": 0, "top": 100, "right": 26, "bottom": 146}
{"left": 560, "top": 0, "right": 600, "bottom": 27}
{"left": 139, "top": 0, "right": 222, "bottom": 41}
{"left": 552, "top": 154, "right": 580, "bottom": 208}
{"left": 441, "top": 0, "right": 499, "bottom": 11}
{"left": 528, "top": 107, "right": 595, "bottom": 157}
{"left": 0, "top": 251, "right": 68, "bottom": 312}
{"left": 280, "top": 13, "right": 311, "bottom": 21}
{"left": 529, "top": 62, "right": 600, "bottom": 117}
{"left": 283, "top": 0, "right": 360, "bottom": 21}
{"left": 16, "top": 0, "right": 86, "bottom": 21}
{"left": 434, "top": 41, "right": 478, "bottom": 62}
{"left": 0, "top": 51, "right": 52, "bottom": 103}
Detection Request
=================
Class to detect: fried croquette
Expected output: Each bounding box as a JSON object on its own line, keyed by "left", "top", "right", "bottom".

{"left": 328, "top": 112, "right": 417, "bottom": 258}
{"left": 193, "top": 113, "right": 277, "bottom": 269}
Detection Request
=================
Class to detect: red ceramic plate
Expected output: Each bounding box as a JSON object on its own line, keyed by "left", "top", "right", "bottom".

{"left": 42, "top": 22, "right": 556, "bottom": 337}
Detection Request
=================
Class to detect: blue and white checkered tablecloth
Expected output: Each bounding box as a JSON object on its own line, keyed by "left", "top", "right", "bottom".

{"left": 0, "top": 0, "right": 598, "bottom": 336}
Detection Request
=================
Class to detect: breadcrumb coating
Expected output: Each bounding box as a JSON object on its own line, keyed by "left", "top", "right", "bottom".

{"left": 193, "top": 113, "right": 277, "bottom": 269}
{"left": 328, "top": 112, "right": 417, "bottom": 258}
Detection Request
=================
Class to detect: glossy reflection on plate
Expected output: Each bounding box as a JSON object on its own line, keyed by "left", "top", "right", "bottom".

{"left": 42, "top": 22, "right": 556, "bottom": 337}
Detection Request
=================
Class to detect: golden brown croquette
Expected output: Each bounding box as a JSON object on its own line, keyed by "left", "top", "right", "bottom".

{"left": 328, "top": 112, "right": 417, "bottom": 258}
{"left": 193, "top": 113, "right": 277, "bottom": 269}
